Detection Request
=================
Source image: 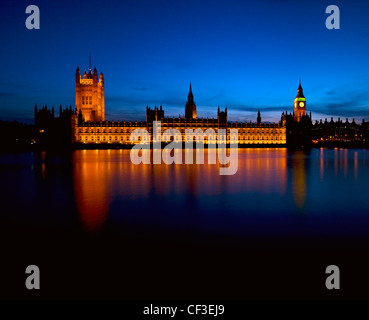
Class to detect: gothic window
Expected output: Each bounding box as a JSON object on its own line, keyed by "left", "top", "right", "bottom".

{"left": 82, "top": 96, "right": 85, "bottom": 105}
{"left": 89, "top": 96, "right": 92, "bottom": 104}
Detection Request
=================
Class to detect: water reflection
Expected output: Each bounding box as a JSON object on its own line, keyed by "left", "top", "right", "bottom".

{"left": 73, "top": 150, "right": 110, "bottom": 230}
{"left": 320, "top": 148, "right": 324, "bottom": 181}
{"left": 72, "top": 148, "right": 289, "bottom": 229}
{"left": 239, "top": 148, "right": 287, "bottom": 195}
{"left": 69, "top": 148, "right": 369, "bottom": 235}
{"left": 291, "top": 151, "right": 307, "bottom": 209}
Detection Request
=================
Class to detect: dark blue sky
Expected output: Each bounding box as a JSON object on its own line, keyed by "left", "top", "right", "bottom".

{"left": 1, "top": 0, "right": 369, "bottom": 123}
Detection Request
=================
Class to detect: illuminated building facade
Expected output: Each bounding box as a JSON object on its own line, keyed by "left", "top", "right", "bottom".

{"left": 33, "top": 68, "right": 369, "bottom": 148}
{"left": 74, "top": 80, "right": 287, "bottom": 145}
{"left": 75, "top": 65, "right": 105, "bottom": 122}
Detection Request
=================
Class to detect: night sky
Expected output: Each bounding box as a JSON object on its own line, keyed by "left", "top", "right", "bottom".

{"left": 1, "top": 0, "right": 369, "bottom": 123}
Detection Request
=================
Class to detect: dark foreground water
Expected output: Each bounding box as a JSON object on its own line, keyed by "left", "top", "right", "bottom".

{"left": 1, "top": 148, "right": 369, "bottom": 299}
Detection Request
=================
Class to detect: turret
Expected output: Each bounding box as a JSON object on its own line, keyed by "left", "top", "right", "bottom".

{"left": 257, "top": 109, "right": 261, "bottom": 125}
{"left": 217, "top": 107, "right": 227, "bottom": 124}
{"left": 93, "top": 66, "right": 98, "bottom": 83}
{"left": 75, "top": 65, "right": 80, "bottom": 83}
{"left": 281, "top": 111, "right": 286, "bottom": 126}
{"left": 99, "top": 71, "right": 104, "bottom": 84}
{"left": 78, "top": 108, "right": 83, "bottom": 124}
{"left": 185, "top": 83, "right": 197, "bottom": 120}
{"left": 188, "top": 83, "right": 194, "bottom": 103}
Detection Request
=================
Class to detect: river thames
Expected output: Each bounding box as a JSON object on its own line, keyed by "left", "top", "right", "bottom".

{"left": 1, "top": 148, "right": 369, "bottom": 299}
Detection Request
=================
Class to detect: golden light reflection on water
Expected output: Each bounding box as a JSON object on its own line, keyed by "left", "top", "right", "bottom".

{"left": 238, "top": 148, "right": 287, "bottom": 195}
{"left": 72, "top": 148, "right": 289, "bottom": 230}
{"left": 291, "top": 152, "right": 307, "bottom": 209}
{"left": 73, "top": 151, "right": 109, "bottom": 230}
{"left": 71, "top": 148, "right": 369, "bottom": 229}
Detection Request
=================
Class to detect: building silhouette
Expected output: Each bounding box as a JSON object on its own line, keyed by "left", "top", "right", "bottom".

{"left": 34, "top": 104, "right": 75, "bottom": 147}
{"left": 146, "top": 105, "right": 164, "bottom": 123}
{"left": 312, "top": 117, "right": 369, "bottom": 146}
{"left": 35, "top": 64, "right": 369, "bottom": 148}
{"left": 284, "top": 81, "right": 312, "bottom": 149}
{"left": 185, "top": 83, "right": 197, "bottom": 120}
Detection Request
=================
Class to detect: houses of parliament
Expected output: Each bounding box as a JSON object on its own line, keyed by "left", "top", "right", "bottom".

{"left": 35, "top": 64, "right": 291, "bottom": 146}
{"left": 39, "top": 63, "right": 369, "bottom": 148}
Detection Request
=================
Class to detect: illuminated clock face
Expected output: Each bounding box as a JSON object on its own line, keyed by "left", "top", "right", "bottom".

{"left": 299, "top": 102, "right": 305, "bottom": 107}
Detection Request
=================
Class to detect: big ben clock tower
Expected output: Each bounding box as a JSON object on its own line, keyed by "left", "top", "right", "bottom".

{"left": 294, "top": 79, "right": 306, "bottom": 122}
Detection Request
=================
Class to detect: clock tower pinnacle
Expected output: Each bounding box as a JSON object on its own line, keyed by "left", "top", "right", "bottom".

{"left": 294, "top": 79, "right": 306, "bottom": 122}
